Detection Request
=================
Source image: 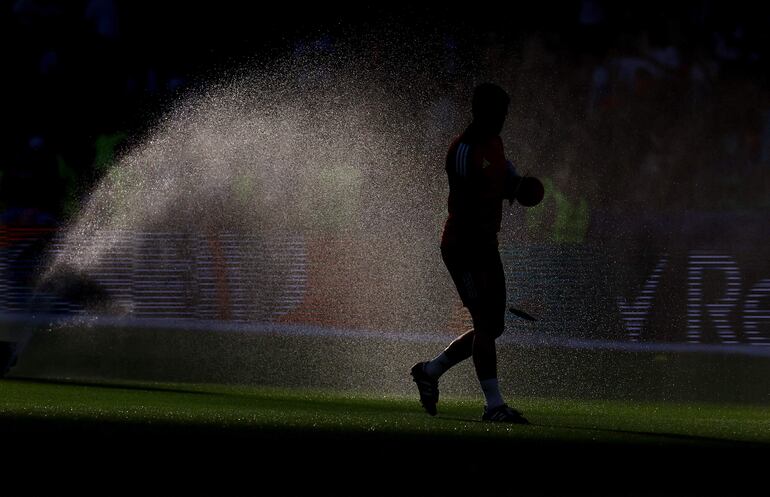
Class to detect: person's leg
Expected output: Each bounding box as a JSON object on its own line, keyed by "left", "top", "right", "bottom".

{"left": 425, "top": 244, "right": 503, "bottom": 381}
{"left": 422, "top": 244, "right": 477, "bottom": 379}
{"left": 411, "top": 244, "right": 473, "bottom": 415}
{"left": 472, "top": 330, "right": 498, "bottom": 376}
{"left": 414, "top": 244, "right": 527, "bottom": 422}
{"left": 468, "top": 250, "right": 507, "bottom": 408}
{"left": 423, "top": 329, "right": 474, "bottom": 379}
{"left": 467, "top": 251, "right": 528, "bottom": 423}
{"left": 473, "top": 329, "right": 504, "bottom": 409}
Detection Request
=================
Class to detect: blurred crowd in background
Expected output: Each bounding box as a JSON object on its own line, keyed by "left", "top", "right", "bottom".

{"left": 2, "top": 0, "right": 769, "bottom": 230}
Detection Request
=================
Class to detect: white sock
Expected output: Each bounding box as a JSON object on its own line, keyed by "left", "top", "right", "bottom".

{"left": 480, "top": 378, "right": 505, "bottom": 409}
{"left": 423, "top": 352, "right": 453, "bottom": 380}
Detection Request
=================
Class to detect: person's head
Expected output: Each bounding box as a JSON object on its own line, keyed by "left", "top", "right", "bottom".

{"left": 471, "top": 83, "right": 509, "bottom": 136}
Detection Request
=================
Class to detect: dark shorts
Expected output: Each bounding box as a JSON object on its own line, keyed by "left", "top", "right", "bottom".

{"left": 441, "top": 242, "right": 506, "bottom": 338}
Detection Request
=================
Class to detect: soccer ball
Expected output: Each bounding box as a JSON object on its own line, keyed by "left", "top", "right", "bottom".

{"left": 516, "top": 177, "right": 544, "bottom": 207}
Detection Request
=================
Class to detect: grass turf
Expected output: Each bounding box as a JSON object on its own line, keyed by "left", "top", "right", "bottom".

{"left": 1, "top": 378, "right": 768, "bottom": 495}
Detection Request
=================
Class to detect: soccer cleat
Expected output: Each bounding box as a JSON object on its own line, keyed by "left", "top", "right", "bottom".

{"left": 482, "top": 404, "right": 530, "bottom": 424}
{"left": 410, "top": 362, "right": 439, "bottom": 416}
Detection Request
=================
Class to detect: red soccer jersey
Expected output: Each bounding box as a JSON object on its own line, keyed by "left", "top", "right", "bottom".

{"left": 441, "top": 133, "right": 508, "bottom": 247}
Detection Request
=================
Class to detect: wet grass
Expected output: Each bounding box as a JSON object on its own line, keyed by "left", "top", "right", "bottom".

{"left": 0, "top": 377, "right": 768, "bottom": 495}
{"left": 1, "top": 378, "right": 768, "bottom": 444}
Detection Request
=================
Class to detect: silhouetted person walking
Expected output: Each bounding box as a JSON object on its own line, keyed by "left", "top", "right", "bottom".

{"left": 411, "top": 82, "right": 541, "bottom": 423}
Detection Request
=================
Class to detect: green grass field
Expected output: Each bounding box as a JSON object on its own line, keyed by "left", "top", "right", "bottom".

{"left": 1, "top": 377, "right": 768, "bottom": 496}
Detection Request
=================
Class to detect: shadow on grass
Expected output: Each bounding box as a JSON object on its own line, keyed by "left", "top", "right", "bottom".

{"left": 438, "top": 413, "right": 769, "bottom": 448}
{"left": 5, "top": 375, "right": 217, "bottom": 396}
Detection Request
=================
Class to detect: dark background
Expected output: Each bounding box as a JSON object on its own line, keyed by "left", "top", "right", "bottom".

{"left": 4, "top": 0, "right": 769, "bottom": 225}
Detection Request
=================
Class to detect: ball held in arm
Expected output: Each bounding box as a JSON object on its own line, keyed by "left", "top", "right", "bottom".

{"left": 504, "top": 161, "right": 544, "bottom": 207}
